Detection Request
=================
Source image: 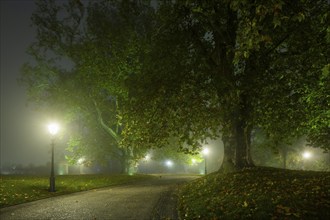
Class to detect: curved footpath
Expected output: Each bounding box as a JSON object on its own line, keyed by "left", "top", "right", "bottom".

{"left": 0, "top": 175, "right": 198, "bottom": 220}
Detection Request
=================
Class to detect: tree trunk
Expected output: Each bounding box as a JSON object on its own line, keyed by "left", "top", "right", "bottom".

{"left": 119, "top": 149, "right": 128, "bottom": 174}
{"left": 119, "top": 147, "right": 134, "bottom": 174}
{"left": 219, "top": 124, "right": 254, "bottom": 172}
{"left": 235, "top": 120, "right": 250, "bottom": 169}
{"left": 213, "top": 6, "right": 255, "bottom": 173}
{"left": 119, "top": 158, "right": 131, "bottom": 174}
{"left": 220, "top": 134, "right": 236, "bottom": 173}
{"left": 219, "top": 107, "right": 254, "bottom": 172}
{"left": 234, "top": 117, "right": 254, "bottom": 169}
{"left": 245, "top": 126, "right": 254, "bottom": 165}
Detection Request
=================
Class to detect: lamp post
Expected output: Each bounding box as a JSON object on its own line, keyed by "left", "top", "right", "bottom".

{"left": 202, "top": 148, "right": 209, "bottom": 175}
{"left": 48, "top": 123, "right": 59, "bottom": 192}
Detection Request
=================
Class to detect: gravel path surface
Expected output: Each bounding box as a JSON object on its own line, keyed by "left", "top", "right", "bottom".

{"left": 0, "top": 175, "right": 198, "bottom": 220}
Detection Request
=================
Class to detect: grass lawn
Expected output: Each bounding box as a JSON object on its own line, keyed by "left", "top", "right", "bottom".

{"left": 178, "top": 167, "right": 330, "bottom": 219}
{"left": 0, "top": 174, "right": 154, "bottom": 208}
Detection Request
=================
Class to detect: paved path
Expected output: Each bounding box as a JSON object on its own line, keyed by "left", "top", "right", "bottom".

{"left": 0, "top": 175, "right": 198, "bottom": 220}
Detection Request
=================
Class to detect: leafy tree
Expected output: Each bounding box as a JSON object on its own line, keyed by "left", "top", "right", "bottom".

{"left": 21, "top": 0, "right": 329, "bottom": 174}
{"left": 150, "top": 139, "right": 204, "bottom": 166}
{"left": 20, "top": 0, "right": 153, "bottom": 173}
{"left": 304, "top": 64, "right": 330, "bottom": 150}
{"left": 251, "top": 130, "right": 306, "bottom": 169}
{"left": 122, "top": 0, "right": 329, "bottom": 172}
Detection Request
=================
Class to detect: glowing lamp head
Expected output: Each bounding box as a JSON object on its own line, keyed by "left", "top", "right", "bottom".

{"left": 166, "top": 160, "right": 173, "bottom": 167}
{"left": 145, "top": 154, "right": 151, "bottom": 161}
{"left": 77, "top": 158, "right": 85, "bottom": 165}
{"left": 48, "top": 123, "right": 59, "bottom": 136}
{"left": 202, "top": 148, "right": 209, "bottom": 155}
{"left": 302, "top": 151, "right": 312, "bottom": 159}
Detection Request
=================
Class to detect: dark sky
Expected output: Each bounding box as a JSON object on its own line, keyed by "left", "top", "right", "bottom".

{"left": 0, "top": 0, "right": 63, "bottom": 167}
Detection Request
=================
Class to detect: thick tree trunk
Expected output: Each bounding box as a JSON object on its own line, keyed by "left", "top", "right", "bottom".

{"left": 120, "top": 158, "right": 131, "bottom": 174}
{"left": 235, "top": 121, "right": 251, "bottom": 169}
{"left": 123, "top": 160, "right": 129, "bottom": 174}
{"left": 119, "top": 147, "right": 134, "bottom": 174}
{"left": 220, "top": 134, "right": 236, "bottom": 173}
{"left": 213, "top": 6, "right": 255, "bottom": 173}
{"left": 219, "top": 108, "right": 254, "bottom": 172}
{"left": 234, "top": 114, "right": 254, "bottom": 169}
{"left": 119, "top": 149, "right": 128, "bottom": 174}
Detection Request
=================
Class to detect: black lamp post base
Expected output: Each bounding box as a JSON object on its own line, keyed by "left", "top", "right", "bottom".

{"left": 49, "top": 176, "right": 56, "bottom": 192}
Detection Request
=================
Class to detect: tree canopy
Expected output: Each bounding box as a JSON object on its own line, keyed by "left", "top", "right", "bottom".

{"left": 21, "top": 0, "right": 155, "bottom": 173}
{"left": 21, "top": 0, "right": 329, "bottom": 173}
{"left": 122, "top": 0, "right": 329, "bottom": 171}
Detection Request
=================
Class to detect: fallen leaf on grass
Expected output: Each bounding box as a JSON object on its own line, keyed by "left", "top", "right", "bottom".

{"left": 242, "top": 201, "right": 248, "bottom": 207}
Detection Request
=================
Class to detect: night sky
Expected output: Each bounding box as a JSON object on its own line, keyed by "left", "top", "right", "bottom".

{"left": 1, "top": 0, "right": 62, "bottom": 167}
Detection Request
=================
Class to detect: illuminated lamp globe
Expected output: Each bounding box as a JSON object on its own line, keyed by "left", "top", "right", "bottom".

{"left": 48, "top": 123, "right": 59, "bottom": 136}
{"left": 202, "top": 148, "right": 209, "bottom": 155}
{"left": 166, "top": 160, "right": 173, "bottom": 167}
{"left": 302, "top": 151, "right": 312, "bottom": 159}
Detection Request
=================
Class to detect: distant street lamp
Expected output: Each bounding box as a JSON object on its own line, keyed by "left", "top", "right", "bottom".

{"left": 78, "top": 157, "right": 85, "bottom": 174}
{"left": 78, "top": 157, "right": 85, "bottom": 165}
{"left": 202, "top": 148, "right": 209, "bottom": 175}
{"left": 145, "top": 154, "right": 151, "bottom": 161}
{"left": 302, "top": 151, "right": 312, "bottom": 159}
{"left": 165, "top": 160, "right": 173, "bottom": 168}
{"left": 302, "top": 150, "right": 313, "bottom": 170}
{"left": 48, "top": 123, "right": 59, "bottom": 192}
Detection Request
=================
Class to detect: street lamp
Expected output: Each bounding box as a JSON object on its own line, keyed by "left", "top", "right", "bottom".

{"left": 78, "top": 157, "right": 85, "bottom": 174}
{"left": 78, "top": 157, "right": 85, "bottom": 165}
{"left": 166, "top": 160, "right": 173, "bottom": 167}
{"left": 202, "top": 148, "right": 209, "bottom": 175}
{"left": 302, "top": 151, "right": 312, "bottom": 159}
{"left": 302, "top": 150, "right": 313, "bottom": 170}
{"left": 145, "top": 154, "right": 151, "bottom": 161}
{"left": 48, "top": 122, "right": 59, "bottom": 192}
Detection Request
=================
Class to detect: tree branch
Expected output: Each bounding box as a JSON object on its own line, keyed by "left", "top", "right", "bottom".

{"left": 94, "top": 100, "right": 120, "bottom": 142}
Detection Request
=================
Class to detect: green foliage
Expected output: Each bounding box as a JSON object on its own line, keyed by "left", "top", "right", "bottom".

{"left": 0, "top": 174, "right": 154, "bottom": 208}
{"left": 251, "top": 131, "right": 330, "bottom": 170}
{"left": 20, "top": 0, "right": 155, "bottom": 170}
{"left": 122, "top": 0, "right": 330, "bottom": 169}
{"left": 252, "top": 1, "right": 330, "bottom": 150}
{"left": 151, "top": 145, "right": 203, "bottom": 166}
{"left": 178, "top": 167, "right": 330, "bottom": 219}
{"left": 304, "top": 64, "right": 330, "bottom": 150}
{"left": 21, "top": 0, "right": 330, "bottom": 172}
